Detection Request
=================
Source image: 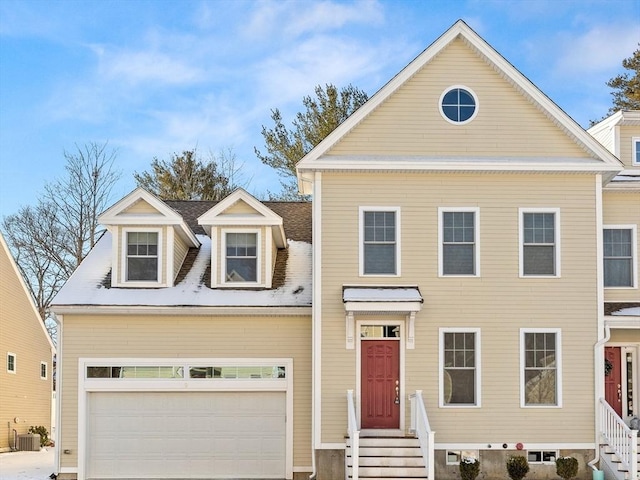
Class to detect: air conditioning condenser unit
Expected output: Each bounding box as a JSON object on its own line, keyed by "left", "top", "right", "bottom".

{"left": 17, "top": 434, "right": 40, "bottom": 451}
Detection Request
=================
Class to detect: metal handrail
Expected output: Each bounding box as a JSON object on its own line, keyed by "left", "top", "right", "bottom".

{"left": 409, "top": 390, "right": 435, "bottom": 479}
{"left": 599, "top": 397, "right": 638, "bottom": 479}
{"left": 347, "top": 390, "right": 360, "bottom": 480}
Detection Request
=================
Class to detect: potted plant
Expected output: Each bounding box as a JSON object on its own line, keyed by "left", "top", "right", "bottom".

{"left": 556, "top": 456, "right": 579, "bottom": 480}
{"left": 459, "top": 456, "right": 480, "bottom": 480}
{"left": 506, "top": 455, "right": 529, "bottom": 480}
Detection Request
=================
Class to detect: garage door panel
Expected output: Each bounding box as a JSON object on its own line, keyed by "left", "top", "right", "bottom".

{"left": 87, "top": 391, "right": 285, "bottom": 479}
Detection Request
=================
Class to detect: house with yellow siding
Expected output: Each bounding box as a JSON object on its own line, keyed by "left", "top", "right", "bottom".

{"left": 51, "top": 21, "right": 638, "bottom": 480}
{"left": 1, "top": 232, "right": 55, "bottom": 452}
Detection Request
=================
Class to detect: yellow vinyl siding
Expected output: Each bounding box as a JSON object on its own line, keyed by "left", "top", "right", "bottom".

{"left": 319, "top": 172, "right": 598, "bottom": 444}
{"left": 121, "top": 199, "right": 161, "bottom": 215}
{"left": 603, "top": 190, "right": 640, "bottom": 302}
{"left": 0, "top": 239, "right": 53, "bottom": 451}
{"left": 620, "top": 126, "right": 639, "bottom": 168}
{"left": 609, "top": 329, "right": 640, "bottom": 343}
{"left": 172, "top": 233, "right": 189, "bottom": 282}
{"left": 59, "top": 314, "right": 312, "bottom": 470}
{"left": 328, "top": 38, "right": 588, "bottom": 159}
{"left": 223, "top": 200, "right": 259, "bottom": 215}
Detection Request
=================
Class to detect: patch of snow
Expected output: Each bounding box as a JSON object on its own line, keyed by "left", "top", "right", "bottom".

{"left": 612, "top": 307, "right": 640, "bottom": 316}
{"left": 0, "top": 447, "right": 54, "bottom": 480}
{"left": 52, "top": 233, "right": 312, "bottom": 308}
{"left": 343, "top": 287, "right": 422, "bottom": 302}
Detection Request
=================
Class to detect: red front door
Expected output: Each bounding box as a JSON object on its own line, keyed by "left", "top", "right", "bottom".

{"left": 361, "top": 340, "right": 400, "bottom": 429}
{"left": 605, "top": 346, "right": 623, "bottom": 417}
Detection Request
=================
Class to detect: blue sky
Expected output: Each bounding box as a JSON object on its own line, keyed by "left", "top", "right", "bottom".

{"left": 0, "top": 0, "right": 638, "bottom": 217}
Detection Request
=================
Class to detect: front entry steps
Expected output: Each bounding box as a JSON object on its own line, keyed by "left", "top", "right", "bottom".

{"left": 601, "top": 434, "right": 640, "bottom": 480}
{"left": 346, "top": 436, "right": 429, "bottom": 480}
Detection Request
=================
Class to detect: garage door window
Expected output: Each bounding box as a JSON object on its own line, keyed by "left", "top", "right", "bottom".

{"left": 87, "top": 364, "right": 286, "bottom": 379}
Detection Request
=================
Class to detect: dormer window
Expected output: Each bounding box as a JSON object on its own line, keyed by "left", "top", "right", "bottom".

{"left": 127, "top": 231, "right": 159, "bottom": 281}
{"left": 119, "top": 227, "right": 163, "bottom": 285}
{"left": 225, "top": 231, "right": 258, "bottom": 283}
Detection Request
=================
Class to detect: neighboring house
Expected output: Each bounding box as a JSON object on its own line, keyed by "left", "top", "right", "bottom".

{"left": 51, "top": 21, "right": 639, "bottom": 480}
{"left": 0, "top": 231, "right": 55, "bottom": 452}
{"left": 588, "top": 112, "right": 640, "bottom": 479}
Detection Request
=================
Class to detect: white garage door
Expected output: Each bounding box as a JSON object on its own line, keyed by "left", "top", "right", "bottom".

{"left": 87, "top": 391, "right": 286, "bottom": 479}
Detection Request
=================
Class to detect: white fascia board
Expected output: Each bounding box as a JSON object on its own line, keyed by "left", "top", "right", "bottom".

{"left": 50, "top": 305, "right": 312, "bottom": 317}
{"left": 99, "top": 187, "right": 180, "bottom": 224}
{"left": 198, "top": 188, "right": 282, "bottom": 224}
{"left": 299, "top": 156, "right": 622, "bottom": 175}
{"left": 604, "top": 317, "right": 640, "bottom": 329}
{"left": 344, "top": 301, "right": 423, "bottom": 313}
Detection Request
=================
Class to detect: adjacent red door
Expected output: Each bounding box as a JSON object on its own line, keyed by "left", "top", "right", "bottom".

{"left": 605, "top": 346, "right": 623, "bottom": 417}
{"left": 361, "top": 340, "right": 400, "bottom": 429}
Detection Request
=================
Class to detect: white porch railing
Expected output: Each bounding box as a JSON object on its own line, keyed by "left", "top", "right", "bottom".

{"left": 599, "top": 397, "right": 638, "bottom": 479}
{"left": 347, "top": 389, "right": 360, "bottom": 480}
{"left": 410, "top": 390, "right": 435, "bottom": 480}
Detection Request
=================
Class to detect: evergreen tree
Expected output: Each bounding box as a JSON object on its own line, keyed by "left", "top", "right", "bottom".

{"left": 255, "top": 83, "right": 368, "bottom": 197}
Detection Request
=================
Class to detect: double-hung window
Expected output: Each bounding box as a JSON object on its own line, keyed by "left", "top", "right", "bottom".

{"left": 360, "top": 208, "right": 399, "bottom": 276}
{"left": 225, "top": 232, "right": 258, "bottom": 283}
{"left": 439, "top": 208, "right": 479, "bottom": 276}
{"left": 604, "top": 227, "right": 636, "bottom": 288}
{"left": 520, "top": 209, "right": 560, "bottom": 277}
{"left": 126, "top": 231, "right": 159, "bottom": 282}
{"left": 633, "top": 137, "right": 640, "bottom": 166}
{"left": 440, "top": 329, "right": 480, "bottom": 407}
{"left": 521, "top": 329, "right": 562, "bottom": 407}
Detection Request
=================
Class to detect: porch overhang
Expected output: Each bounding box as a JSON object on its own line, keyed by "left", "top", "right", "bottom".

{"left": 604, "top": 303, "right": 640, "bottom": 329}
{"left": 343, "top": 286, "right": 423, "bottom": 349}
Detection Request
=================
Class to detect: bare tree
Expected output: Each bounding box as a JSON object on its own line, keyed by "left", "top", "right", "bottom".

{"left": 2, "top": 141, "right": 121, "bottom": 340}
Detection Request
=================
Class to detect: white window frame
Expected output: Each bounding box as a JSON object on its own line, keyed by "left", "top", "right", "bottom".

{"left": 603, "top": 225, "right": 638, "bottom": 289}
{"left": 632, "top": 137, "right": 640, "bottom": 166}
{"left": 438, "top": 207, "right": 480, "bottom": 277}
{"left": 359, "top": 207, "right": 401, "bottom": 277}
{"left": 439, "top": 328, "right": 481, "bottom": 408}
{"left": 519, "top": 208, "right": 561, "bottom": 278}
{"left": 439, "top": 85, "right": 479, "bottom": 125}
{"left": 40, "top": 361, "right": 48, "bottom": 380}
{"left": 520, "top": 328, "right": 562, "bottom": 408}
{"left": 7, "top": 352, "right": 16, "bottom": 374}
{"left": 120, "top": 227, "right": 164, "bottom": 287}
{"left": 221, "top": 228, "right": 262, "bottom": 286}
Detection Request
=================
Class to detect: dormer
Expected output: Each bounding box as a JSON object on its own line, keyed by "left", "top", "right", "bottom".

{"left": 198, "top": 189, "right": 287, "bottom": 288}
{"left": 98, "top": 188, "right": 200, "bottom": 288}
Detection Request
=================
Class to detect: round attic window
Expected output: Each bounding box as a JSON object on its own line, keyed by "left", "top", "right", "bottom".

{"left": 439, "top": 86, "right": 478, "bottom": 124}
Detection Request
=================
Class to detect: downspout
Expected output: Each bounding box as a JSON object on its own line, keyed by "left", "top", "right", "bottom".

{"left": 588, "top": 324, "right": 610, "bottom": 472}
{"left": 52, "top": 313, "right": 63, "bottom": 477}
{"left": 308, "top": 172, "right": 321, "bottom": 480}
{"left": 588, "top": 173, "right": 606, "bottom": 472}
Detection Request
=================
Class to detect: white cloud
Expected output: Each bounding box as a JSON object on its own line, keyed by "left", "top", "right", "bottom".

{"left": 243, "top": 0, "right": 384, "bottom": 40}
{"left": 554, "top": 24, "right": 639, "bottom": 76}
{"left": 93, "top": 46, "right": 204, "bottom": 86}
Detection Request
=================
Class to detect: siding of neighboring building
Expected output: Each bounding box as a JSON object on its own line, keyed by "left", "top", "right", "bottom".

{"left": 0, "top": 234, "right": 53, "bottom": 451}
{"left": 327, "top": 37, "right": 589, "bottom": 159}
{"left": 58, "top": 314, "right": 311, "bottom": 470}
{"left": 603, "top": 190, "right": 640, "bottom": 303}
{"left": 318, "top": 172, "right": 599, "bottom": 444}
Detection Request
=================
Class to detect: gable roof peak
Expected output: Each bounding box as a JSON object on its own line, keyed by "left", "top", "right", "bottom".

{"left": 296, "top": 20, "right": 623, "bottom": 193}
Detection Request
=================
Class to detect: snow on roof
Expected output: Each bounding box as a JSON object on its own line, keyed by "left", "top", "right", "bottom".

{"left": 343, "top": 287, "right": 423, "bottom": 303}
{"left": 612, "top": 307, "right": 640, "bottom": 316}
{"left": 52, "top": 233, "right": 311, "bottom": 308}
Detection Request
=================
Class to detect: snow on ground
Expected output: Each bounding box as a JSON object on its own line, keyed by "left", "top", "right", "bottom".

{"left": 0, "top": 448, "right": 54, "bottom": 480}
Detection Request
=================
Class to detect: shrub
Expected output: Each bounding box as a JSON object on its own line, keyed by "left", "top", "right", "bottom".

{"left": 459, "top": 456, "right": 480, "bottom": 480}
{"left": 556, "top": 456, "right": 579, "bottom": 480}
{"left": 28, "top": 425, "right": 49, "bottom": 447}
{"left": 506, "top": 455, "right": 529, "bottom": 480}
